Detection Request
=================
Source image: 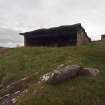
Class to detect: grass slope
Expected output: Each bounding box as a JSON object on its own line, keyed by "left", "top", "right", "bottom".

{"left": 0, "top": 42, "right": 105, "bottom": 105}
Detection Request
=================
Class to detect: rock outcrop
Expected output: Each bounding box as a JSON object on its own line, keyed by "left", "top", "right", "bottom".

{"left": 0, "top": 74, "right": 37, "bottom": 105}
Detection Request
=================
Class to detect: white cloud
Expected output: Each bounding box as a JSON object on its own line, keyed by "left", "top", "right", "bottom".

{"left": 0, "top": 27, "right": 24, "bottom": 47}
{"left": 0, "top": 0, "right": 105, "bottom": 46}
{"left": 0, "top": 42, "right": 24, "bottom": 48}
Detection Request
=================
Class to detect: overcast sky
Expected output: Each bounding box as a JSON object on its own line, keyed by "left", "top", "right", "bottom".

{"left": 0, "top": 0, "right": 105, "bottom": 47}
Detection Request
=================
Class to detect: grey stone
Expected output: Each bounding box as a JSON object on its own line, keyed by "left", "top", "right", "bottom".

{"left": 79, "top": 67, "right": 100, "bottom": 77}
{"left": 41, "top": 65, "right": 100, "bottom": 84}
{"left": 41, "top": 65, "right": 81, "bottom": 84}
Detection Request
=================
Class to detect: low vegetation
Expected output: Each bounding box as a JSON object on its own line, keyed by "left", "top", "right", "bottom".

{"left": 0, "top": 41, "right": 105, "bottom": 105}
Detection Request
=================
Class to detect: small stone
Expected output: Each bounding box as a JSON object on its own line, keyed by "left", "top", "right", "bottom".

{"left": 11, "top": 98, "right": 17, "bottom": 104}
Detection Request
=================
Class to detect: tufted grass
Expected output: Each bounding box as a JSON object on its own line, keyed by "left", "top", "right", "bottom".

{"left": 0, "top": 41, "right": 105, "bottom": 105}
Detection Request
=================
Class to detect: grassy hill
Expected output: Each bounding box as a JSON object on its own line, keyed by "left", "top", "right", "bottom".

{"left": 0, "top": 41, "right": 105, "bottom": 105}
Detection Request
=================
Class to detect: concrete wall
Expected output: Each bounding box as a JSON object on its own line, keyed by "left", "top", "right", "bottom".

{"left": 77, "top": 29, "right": 91, "bottom": 46}
{"left": 101, "top": 35, "right": 105, "bottom": 41}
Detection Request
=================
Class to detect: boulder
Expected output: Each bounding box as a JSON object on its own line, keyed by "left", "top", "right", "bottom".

{"left": 41, "top": 65, "right": 100, "bottom": 84}
{"left": 78, "top": 67, "right": 100, "bottom": 77}
{"left": 41, "top": 65, "right": 81, "bottom": 84}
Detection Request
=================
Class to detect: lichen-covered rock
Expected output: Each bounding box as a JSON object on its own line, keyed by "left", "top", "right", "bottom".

{"left": 41, "top": 65, "right": 81, "bottom": 84}
{"left": 0, "top": 74, "right": 36, "bottom": 105}
{"left": 41, "top": 65, "right": 100, "bottom": 84}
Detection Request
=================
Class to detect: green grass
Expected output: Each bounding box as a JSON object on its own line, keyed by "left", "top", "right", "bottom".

{"left": 0, "top": 41, "right": 105, "bottom": 105}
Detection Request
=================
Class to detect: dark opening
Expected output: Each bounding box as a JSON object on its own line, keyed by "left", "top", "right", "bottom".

{"left": 26, "top": 32, "right": 77, "bottom": 47}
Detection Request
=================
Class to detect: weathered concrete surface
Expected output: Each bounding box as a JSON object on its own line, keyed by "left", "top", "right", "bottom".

{"left": 77, "top": 29, "right": 91, "bottom": 46}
